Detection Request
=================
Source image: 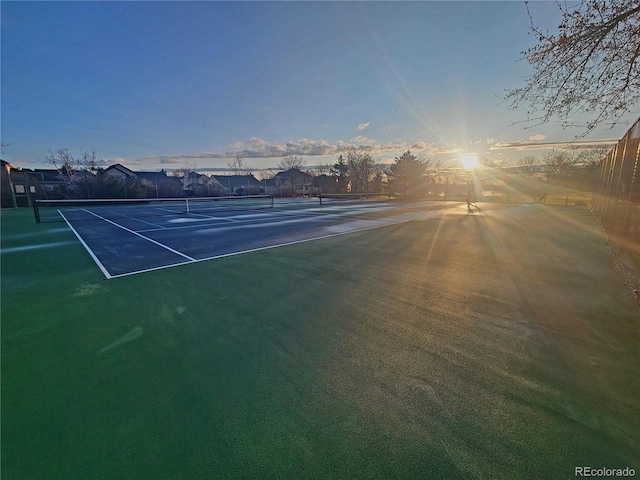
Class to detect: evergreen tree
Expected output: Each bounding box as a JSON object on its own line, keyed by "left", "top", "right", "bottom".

{"left": 331, "top": 154, "right": 350, "bottom": 193}
{"left": 387, "top": 150, "right": 427, "bottom": 199}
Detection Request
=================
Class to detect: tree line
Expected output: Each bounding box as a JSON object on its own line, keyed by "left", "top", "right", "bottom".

{"left": 512, "top": 148, "right": 606, "bottom": 189}
{"left": 7, "top": 144, "right": 608, "bottom": 202}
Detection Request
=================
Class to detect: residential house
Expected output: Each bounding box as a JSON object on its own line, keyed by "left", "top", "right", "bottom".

{"left": 211, "top": 175, "right": 261, "bottom": 196}
{"left": 2, "top": 163, "right": 75, "bottom": 206}
{"left": 105, "top": 163, "right": 137, "bottom": 179}
{"left": 274, "top": 168, "right": 317, "bottom": 197}
{"left": 181, "top": 171, "right": 210, "bottom": 196}
{"left": 206, "top": 176, "right": 227, "bottom": 196}
{"left": 136, "top": 170, "right": 183, "bottom": 198}
{"left": 261, "top": 177, "right": 279, "bottom": 196}
{"left": 313, "top": 174, "right": 340, "bottom": 195}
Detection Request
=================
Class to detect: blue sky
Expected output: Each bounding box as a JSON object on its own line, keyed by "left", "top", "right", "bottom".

{"left": 1, "top": 1, "right": 636, "bottom": 173}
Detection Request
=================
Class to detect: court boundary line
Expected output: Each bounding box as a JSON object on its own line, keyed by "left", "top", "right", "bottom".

{"left": 59, "top": 210, "right": 113, "bottom": 279}
{"left": 134, "top": 203, "right": 414, "bottom": 234}
{"left": 107, "top": 213, "right": 421, "bottom": 279}
{"left": 107, "top": 210, "right": 167, "bottom": 229}
{"left": 81, "top": 209, "right": 197, "bottom": 262}
{"left": 134, "top": 209, "right": 324, "bottom": 233}
{"left": 184, "top": 211, "right": 242, "bottom": 222}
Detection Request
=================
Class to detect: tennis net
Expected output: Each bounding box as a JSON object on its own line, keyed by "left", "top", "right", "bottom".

{"left": 34, "top": 195, "right": 274, "bottom": 223}
{"left": 318, "top": 193, "right": 393, "bottom": 205}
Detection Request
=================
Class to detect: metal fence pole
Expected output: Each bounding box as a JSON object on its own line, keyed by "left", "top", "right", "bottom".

{"left": 622, "top": 131, "right": 640, "bottom": 238}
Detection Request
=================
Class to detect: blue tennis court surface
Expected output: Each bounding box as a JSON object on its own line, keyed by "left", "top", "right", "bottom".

{"left": 59, "top": 199, "right": 440, "bottom": 278}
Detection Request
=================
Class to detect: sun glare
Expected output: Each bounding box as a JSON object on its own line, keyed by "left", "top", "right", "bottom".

{"left": 460, "top": 155, "right": 479, "bottom": 170}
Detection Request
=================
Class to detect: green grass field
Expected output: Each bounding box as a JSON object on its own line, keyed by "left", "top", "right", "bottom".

{"left": 2, "top": 204, "right": 639, "bottom": 479}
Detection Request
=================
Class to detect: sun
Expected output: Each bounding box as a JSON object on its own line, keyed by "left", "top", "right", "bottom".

{"left": 460, "top": 155, "right": 479, "bottom": 170}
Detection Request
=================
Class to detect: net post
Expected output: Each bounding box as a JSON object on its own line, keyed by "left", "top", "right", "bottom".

{"left": 185, "top": 198, "right": 190, "bottom": 213}
{"left": 270, "top": 195, "right": 274, "bottom": 208}
{"left": 319, "top": 192, "right": 323, "bottom": 205}
{"left": 33, "top": 200, "right": 41, "bottom": 223}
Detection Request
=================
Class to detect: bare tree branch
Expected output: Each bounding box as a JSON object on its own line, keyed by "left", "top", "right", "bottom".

{"left": 506, "top": 1, "right": 640, "bottom": 136}
{"left": 278, "top": 154, "right": 306, "bottom": 171}
{"left": 228, "top": 153, "right": 252, "bottom": 175}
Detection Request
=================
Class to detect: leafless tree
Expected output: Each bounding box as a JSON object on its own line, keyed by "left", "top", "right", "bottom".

{"left": 480, "top": 156, "right": 505, "bottom": 170}
{"left": 171, "top": 162, "right": 198, "bottom": 178}
{"left": 543, "top": 150, "right": 579, "bottom": 181}
{"left": 172, "top": 161, "right": 199, "bottom": 193}
{"left": 574, "top": 147, "right": 609, "bottom": 167}
{"left": 313, "top": 162, "right": 332, "bottom": 176}
{"left": 228, "top": 153, "right": 252, "bottom": 175}
{"left": 278, "top": 154, "right": 306, "bottom": 171}
{"left": 45, "top": 148, "right": 80, "bottom": 187}
{"left": 345, "top": 148, "right": 376, "bottom": 193}
{"left": 416, "top": 155, "right": 442, "bottom": 187}
{"left": 505, "top": 1, "right": 640, "bottom": 135}
{"left": 517, "top": 155, "right": 540, "bottom": 178}
{"left": 80, "top": 149, "right": 104, "bottom": 172}
{"left": 257, "top": 168, "right": 277, "bottom": 181}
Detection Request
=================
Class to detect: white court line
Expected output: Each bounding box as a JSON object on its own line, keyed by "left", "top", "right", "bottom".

{"left": 107, "top": 213, "right": 421, "bottom": 279}
{"left": 134, "top": 203, "right": 425, "bottom": 234}
{"left": 59, "top": 210, "right": 113, "bottom": 279}
{"left": 136, "top": 210, "right": 314, "bottom": 233}
{"left": 155, "top": 206, "right": 243, "bottom": 222}
{"left": 81, "top": 209, "right": 196, "bottom": 261}
{"left": 184, "top": 211, "right": 242, "bottom": 222}
{"left": 108, "top": 210, "right": 166, "bottom": 229}
{"left": 134, "top": 205, "right": 400, "bottom": 233}
{"left": 159, "top": 207, "right": 185, "bottom": 214}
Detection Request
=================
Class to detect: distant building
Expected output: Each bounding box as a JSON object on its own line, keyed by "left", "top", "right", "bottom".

{"left": 261, "top": 177, "right": 279, "bottom": 196}
{"left": 211, "top": 175, "right": 261, "bottom": 196}
{"left": 181, "top": 171, "right": 210, "bottom": 196}
{"left": 105, "top": 163, "right": 137, "bottom": 179}
{"left": 274, "top": 168, "right": 316, "bottom": 196}
{"left": 313, "top": 174, "right": 339, "bottom": 195}
{"left": 136, "top": 170, "right": 183, "bottom": 198}
{"left": 1, "top": 160, "right": 15, "bottom": 208}
{"left": 1, "top": 162, "right": 74, "bottom": 206}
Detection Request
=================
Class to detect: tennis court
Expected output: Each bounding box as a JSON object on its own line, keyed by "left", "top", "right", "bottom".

{"left": 3, "top": 202, "right": 639, "bottom": 479}
{"left": 35, "top": 196, "right": 438, "bottom": 278}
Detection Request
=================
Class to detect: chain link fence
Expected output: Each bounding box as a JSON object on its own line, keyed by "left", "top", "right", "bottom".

{"left": 592, "top": 118, "right": 640, "bottom": 247}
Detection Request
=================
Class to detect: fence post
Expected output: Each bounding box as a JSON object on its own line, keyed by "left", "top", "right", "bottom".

{"left": 592, "top": 117, "right": 640, "bottom": 245}
{"left": 602, "top": 140, "right": 626, "bottom": 234}
{"left": 622, "top": 129, "right": 640, "bottom": 238}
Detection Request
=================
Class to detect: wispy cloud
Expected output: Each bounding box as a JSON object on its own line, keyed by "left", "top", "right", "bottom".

{"left": 528, "top": 134, "right": 547, "bottom": 141}
{"left": 228, "top": 140, "right": 245, "bottom": 150}
{"left": 490, "top": 138, "right": 617, "bottom": 151}
{"left": 357, "top": 122, "right": 370, "bottom": 131}
{"left": 157, "top": 157, "right": 196, "bottom": 164}
{"left": 350, "top": 135, "right": 376, "bottom": 145}
{"left": 137, "top": 136, "right": 420, "bottom": 164}
{"left": 410, "top": 141, "right": 428, "bottom": 150}
{"left": 108, "top": 157, "right": 141, "bottom": 166}
{"left": 92, "top": 137, "right": 474, "bottom": 171}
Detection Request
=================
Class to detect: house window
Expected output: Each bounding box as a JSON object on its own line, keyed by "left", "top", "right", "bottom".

{"left": 45, "top": 185, "right": 54, "bottom": 192}
{"left": 14, "top": 184, "right": 25, "bottom": 194}
{"left": 30, "top": 186, "right": 36, "bottom": 194}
